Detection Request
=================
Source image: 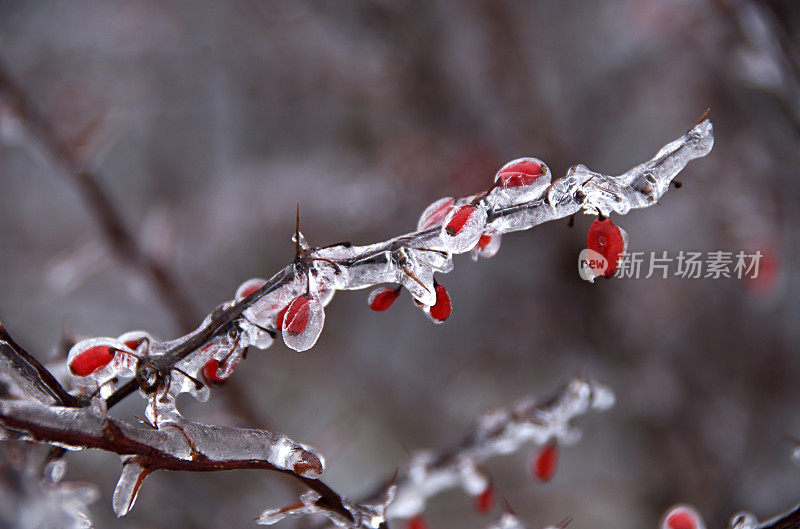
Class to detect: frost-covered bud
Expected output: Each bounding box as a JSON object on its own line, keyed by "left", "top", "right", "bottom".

{"left": 471, "top": 233, "right": 502, "bottom": 261}
{"left": 278, "top": 293, "right": 325, "bottom": 352}
{"left": 488, "top": 157, "right": 552, "bottom": 207}
{"left": 236, "top": 277, "right": 267, "bottom": 300}
{"left": 662, "top": 505, "right": 705, "bottom": 529}
{"left": 532, "top": 442, "right": 558, "bottom": 482}
{"left": 441, "top": 202, "right": 488, "bottom": 254}
{"left": 417, "top": 197, "right": 455, "bottom": 231}
{"left": 368, "top": 286, "right": 402, "bottom": 311}
{"left": 423, "top": 281, "right": 452, "bottom": 324}
{"left": 587, "top": 217, "right": 628, "bottom": 277}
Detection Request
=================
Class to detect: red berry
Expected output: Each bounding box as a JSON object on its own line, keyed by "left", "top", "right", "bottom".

{"left": 428, "top": 282, "right": 452, "bottom": 322}
{"left": 276, "top": 305, "right": 288, "bottom": 330}
{"left": 420, "top": 198, "right": 455, "bottom": 230}
{"left": 123, "top": 339, "right": 143, "bottom": 351}
{"left": 281, "top": 294, "right": 312, "bottom": 336}
{"left": 587, "top": 218, "right": 628, "bottom": 277}
{"left": 368, "top": 286, "right": 402, "bottom": 311}
{"left": 70, "top": 345, "right": 116, "bottom": 377}
{"left": 236, "top": 278, "right": 267, "bottom": 300}
{"left": 664, "top": 507, "right": 700, "bottom": 529}
{"left": 477, "top": 234, "right": 492, "bottom": 250}
{"left": 495, "top": 159, "right": 543, "bottom": 188}
{"left": 407, "top": 516, "right": 429, "bottom": 529}
{"left": 475, "top": 485, "right": 495, "bottom": 514}
{"left": 202, "top": 359, "right": 227, "bottom": 385}
{"left": 445, "top": 205, "right": 476, "bottom": 236}
{"left": 533, "top": 443, "right": 558, "bottom": 482}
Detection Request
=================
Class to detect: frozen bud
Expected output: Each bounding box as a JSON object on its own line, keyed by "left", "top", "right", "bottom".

{"left": 280, "top": 294, "right": 325, "bottom": 352}
{"left": 423, "top": 281, "right": 452, "bottom": 324}
{"left": 533, "top": 442, "right": 558, "bottom": 482}
{"left": 418, "top": 197, "right": 455, "bottom": 231}
{"left": 662, "top": 505, "right": 705, "bottom": 529}
{"left": 368, "top": 285, "right": 403, "bottom": 311}
{"left": 471, "top": 233, "right": 502, "bottom": 260}
{"left": 442, "top": 203, "right": 488, "bottom": 253}
{"left": 587, "top": 217, "right": 628, "bottom": 277}
{"left": 475, "top": 485, "right": 495, "bottom": 514}
{"left": 408, "top": 516, "right": 429, "bottom": 529}
{"left": 236, "top": 277, "right": 267, "bottom": 300}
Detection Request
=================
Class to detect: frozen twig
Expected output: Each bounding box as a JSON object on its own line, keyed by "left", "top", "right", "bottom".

{"left": 62, "top": 118, "right": 713, "bottom": 425}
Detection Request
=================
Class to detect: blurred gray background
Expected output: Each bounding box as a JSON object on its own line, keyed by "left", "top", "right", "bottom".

{"left": 1, "top": 1, "right": 799, "bottom": 528}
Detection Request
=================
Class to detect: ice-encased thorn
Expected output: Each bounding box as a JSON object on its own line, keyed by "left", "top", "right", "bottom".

{"left": 113, "top": 457, "right": 151, "bottom": 517}
{"left": 729, "top": 512, "right": 758, "bottom": 529}
{"left": 281, "top": 293, "right": 326, "bottom": 352}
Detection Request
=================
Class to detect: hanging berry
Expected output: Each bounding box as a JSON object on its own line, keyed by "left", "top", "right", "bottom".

{"left": 279, "top": 293, "right": 325, "bottom": 352}
{"left": 423, "top": 281, "right": 452, "bottom": 324}
{"left": 532, "top": 442, "right": 559, "bottom": 482}
{"left": 662, "top": 506, "right": 704, "bottom": 529}
{"left": 202, "top": 359, "right": 227, "bottom": 386}
{"left": 474, "top": 484, "right": 495, "bottom": 514}
{"left": 586, "top": 217, "right": 628, "bottom": 277}
{"left": 368, "top": 286, "right": 402, "bottom": 311}
{"left": 442, "top": 203, "right": 488, "bottom": 253}
{"left": 471, "top": 233, "right": 502, "bottom": 260}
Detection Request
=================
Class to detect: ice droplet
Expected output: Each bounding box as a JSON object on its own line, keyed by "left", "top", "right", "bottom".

{"left": 112, "top": 457, "right": 150, "bottom": 517}
{"left": 44, "top": 458, "right": 67, "bottom": 484}
{"left": 729, "top": 512, "right": 758, "bottom": 529}
{"left": 488, "top": 157, "right": 552, "bottom": 207}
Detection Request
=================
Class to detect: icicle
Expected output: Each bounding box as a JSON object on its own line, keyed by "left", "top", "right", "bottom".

{"left": 112, "top": 457, "right": 151, "bottom": 517}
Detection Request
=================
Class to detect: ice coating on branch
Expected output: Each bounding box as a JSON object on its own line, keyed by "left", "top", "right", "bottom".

{"left": 394, "top": 248, "right": 437, "bottom": 306}
{"left": 257, "top": 487, "right": 395, "bottom": 529}
{"left": 386, "top": 377, "right": 614, "bottom": 519}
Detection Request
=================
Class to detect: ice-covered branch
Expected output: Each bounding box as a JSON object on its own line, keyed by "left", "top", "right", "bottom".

{"left": 63, "top": 118, "right": 713, "bottom": 426}
{"left": 372, "top": 377, "right": 613, "bottom": 521}
{"left": 0, "top": 398, "right": 365, "bottom": 522}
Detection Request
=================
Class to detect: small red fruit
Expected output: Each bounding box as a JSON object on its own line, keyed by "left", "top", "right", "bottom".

{"left": 407, "top": 516, "right": 429, "bottom": 529}
{"left": 70, "top": 345, "right": 116, "bottom": 377}
{"left": 236, "top": 278, "right": 267, "bottom": 300}
{"left": 475, "top": 485, "right": 495, "bottom": 514}
{"left": 663, "top": 507, "right": 701, "bottom": 529}
{"left": 202, "top": 359, "right": 227, "bottom": 385}
{"left": 368, "top": 286, "right": 402, "bottom": 311}
{"left": 477, "top": 234, "right": 492, "bottom": 250}
{"left": 281, "top": 294, "right": 312, "bottom": 336}
{"left": 495, "top": 159, "right": 543, "bottom": 188}
{"left": 428, "top": 281, "right": 452, "bottom": 322}
{"left": 420, "top": 198, "right": 455, "bottom": 230}
{"left": 445, "top": 205, "right": 476, "bottom": 236}
{"left": 587, "top": 217, "right": 628, "bottom": 277}
{"left": 533, "top": 442, "right": 558, "bottom": 482}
